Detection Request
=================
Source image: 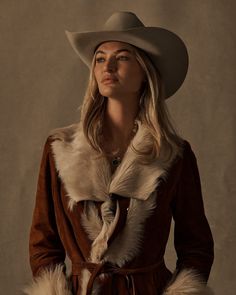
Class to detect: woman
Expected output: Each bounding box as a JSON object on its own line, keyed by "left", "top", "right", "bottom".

{"left": 25, "top": 11, "right": 214, "bottom": 295}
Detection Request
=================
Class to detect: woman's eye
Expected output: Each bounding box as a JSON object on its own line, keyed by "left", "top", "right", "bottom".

{"left": 117, "top": 55, "right": 129, "bottom": 61}
{"left": 96, "top": 57, "right": 105, "bottom": 63}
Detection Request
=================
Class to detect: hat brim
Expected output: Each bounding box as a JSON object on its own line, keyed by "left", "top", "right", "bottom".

{"left": 65, "top": 27, "right": 188, "bottom": 99}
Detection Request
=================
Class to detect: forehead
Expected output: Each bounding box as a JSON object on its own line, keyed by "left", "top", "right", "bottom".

{"left": 95, "top": 41, "right": 135, "bottom": 53}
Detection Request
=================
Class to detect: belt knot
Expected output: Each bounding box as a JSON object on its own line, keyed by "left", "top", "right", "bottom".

{"left": 72, "top": 259, "right": 165, "bottom": 295}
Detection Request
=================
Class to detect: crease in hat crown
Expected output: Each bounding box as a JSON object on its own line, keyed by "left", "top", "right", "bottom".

{"left": 103, "top": 11, "right": 144, "bottom": 31}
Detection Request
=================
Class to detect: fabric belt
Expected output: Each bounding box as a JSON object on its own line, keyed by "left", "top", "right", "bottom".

{"left": 72, "top": 259, "right": 165, "bottom": 295}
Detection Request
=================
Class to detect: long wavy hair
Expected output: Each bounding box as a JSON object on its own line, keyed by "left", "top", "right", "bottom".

{"left": 80, "top": 44, "right": 183, "bottom": 161}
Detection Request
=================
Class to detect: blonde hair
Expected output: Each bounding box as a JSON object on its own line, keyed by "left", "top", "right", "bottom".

{"left": 80, "top": 44, "right": 183, "bottom": 160}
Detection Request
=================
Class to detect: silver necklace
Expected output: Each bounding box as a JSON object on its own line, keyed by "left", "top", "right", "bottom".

{"left": 110, "top": 120, "right": 138, "bottom": 167}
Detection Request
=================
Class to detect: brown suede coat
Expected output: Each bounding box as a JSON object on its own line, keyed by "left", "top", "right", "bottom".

{"left": 27, "top": 122, "right": 214, "bottom": 295}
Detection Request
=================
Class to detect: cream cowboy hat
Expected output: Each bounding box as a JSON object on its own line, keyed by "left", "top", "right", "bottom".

{"left": 65, "top": 11, "right": 188, "bottom": 99}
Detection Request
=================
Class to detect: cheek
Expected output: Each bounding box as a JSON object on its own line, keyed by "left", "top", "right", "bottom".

{"left": 93, "top": 69, "right": 98, "bottom": 82}
{"left": 126, "top": 67, "right": 145, "bottom": 89}
{"left": 94, "top": 69, "right": 105, "bottom": 93}
{"left": 93, "top": 66, "right": 101, "bottom": 82}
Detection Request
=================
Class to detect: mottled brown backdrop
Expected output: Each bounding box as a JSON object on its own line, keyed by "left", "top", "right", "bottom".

{"left": 0, "top": 1, "right": 235, "bottom": 294}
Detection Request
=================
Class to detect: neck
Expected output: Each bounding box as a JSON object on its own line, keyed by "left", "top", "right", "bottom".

{"left": 104, "top": 97, "right": 139, "bottom": 141}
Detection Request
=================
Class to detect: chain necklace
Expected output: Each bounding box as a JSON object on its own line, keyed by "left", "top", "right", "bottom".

{"left": 109, "top": 120, "right": 139, "bottom": 167}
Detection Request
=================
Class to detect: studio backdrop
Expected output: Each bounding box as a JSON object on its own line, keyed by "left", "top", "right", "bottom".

{"left": 0, "top": 1, "right": 235, "bottom": 294}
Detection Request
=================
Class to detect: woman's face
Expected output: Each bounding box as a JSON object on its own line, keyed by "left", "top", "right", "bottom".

{"left": 93, "top": 41, "right": 145, "bottom": 100}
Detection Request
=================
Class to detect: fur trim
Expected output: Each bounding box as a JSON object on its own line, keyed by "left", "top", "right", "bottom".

{"left": 81, "top": 192, "right": 156, "bottom": 267}
{"left": 80, "top": 269, "right": 100, "bottom": 295}
{"left": 80, "top": 199, "right": 120, "bottom": 293}
{"left": 104, "top": 191, "right": 157, "bottom": 266}
{"left": 108, "top": 124, "right": 178, "bottom": 200}
{"left": 90, "top": 199, "right": 120, "bottom": 262}
{"left": 80, "top": 268, "right": 91, "bottom": 295}
{"left": 51, "top": 121, "right": 182, "bottom": 209}
{"left": 163, "top": 269, "right": 213, "bottom": 295}
{"left": 51, "top": 122, "right": 111, "bottom": 205}
{"left": 49, "top": 121, "right": 183, "bottom": 294}
{"left": 23, "top": 265, "right": 72, "bottom": 295}
{"left": 81, "top": 201, "right": 103, "bottom": 241}
{"left": 79, "top": 192, "right": 157, "bottom": 293}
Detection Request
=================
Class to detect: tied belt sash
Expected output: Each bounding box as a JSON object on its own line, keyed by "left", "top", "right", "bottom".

{"left": 72, "top": 259, "right": 165, "bottom": 295}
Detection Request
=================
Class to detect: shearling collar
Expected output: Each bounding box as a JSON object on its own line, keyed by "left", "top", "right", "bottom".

{"left": 50, "top": 121, "right": 182, "bottom": 209}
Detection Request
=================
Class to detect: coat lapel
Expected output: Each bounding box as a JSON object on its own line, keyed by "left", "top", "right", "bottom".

{"left": 50, "top": 120, "right": 182, "bottom": 209}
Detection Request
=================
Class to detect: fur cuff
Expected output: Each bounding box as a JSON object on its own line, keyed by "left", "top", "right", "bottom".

{"left": 163, "top": 269, "right": 213, "bottom": 295}
{"left": 23, "top": 264, "right": 72, "bottom": 295}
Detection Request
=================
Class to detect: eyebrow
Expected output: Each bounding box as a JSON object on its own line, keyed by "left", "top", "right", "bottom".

{"left": 95, "top": 48, "right": 133, "bottom": 55}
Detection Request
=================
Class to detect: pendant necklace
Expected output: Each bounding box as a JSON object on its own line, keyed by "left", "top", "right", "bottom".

{"left": 110, "top": 120, "right": 138, "bottom": 167}
{"left": 111, "top": 156, "right": 122, "bottom": 167}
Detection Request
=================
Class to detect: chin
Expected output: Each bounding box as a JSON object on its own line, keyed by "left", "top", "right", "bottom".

{"left": 99, "top": 89, "right": 121, "bottom": 98}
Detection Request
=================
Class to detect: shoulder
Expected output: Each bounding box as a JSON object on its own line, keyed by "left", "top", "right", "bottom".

{"left": 41, "top": 122, "right": 83, "bottom": 160}
{"left": 182, "top": 140, "right": 198, "bottom": 160}
{"left": 166, "top": 138, "right": 196, "bottom": 165}
{"left": 171, "top": 139, "right": 198, "bottom": 174}
{"left": 178, "top": 140, "right": 201, "bottom": 179}
{"left": 48, "top": 122, "right": 82, "bottom": 143}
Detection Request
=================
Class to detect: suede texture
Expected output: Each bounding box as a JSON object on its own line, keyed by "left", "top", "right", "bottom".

{"left": 28, "top": 132, "right": 214, "bottom": 294}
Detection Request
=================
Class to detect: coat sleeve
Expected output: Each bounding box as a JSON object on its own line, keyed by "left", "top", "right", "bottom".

{"left": 24, "top": 138, "right": 72, "bottom": 295}
{"left": 163, "top": 141, "right": 214, "bottom": 295}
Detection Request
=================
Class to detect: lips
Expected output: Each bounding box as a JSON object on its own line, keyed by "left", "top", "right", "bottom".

{"left": 101, "top": 76, "right": 118, "bottom": 84}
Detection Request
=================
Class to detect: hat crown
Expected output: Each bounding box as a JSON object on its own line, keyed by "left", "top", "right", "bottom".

{"left": 103, "top": 11, "right": 144, "bottom": 31}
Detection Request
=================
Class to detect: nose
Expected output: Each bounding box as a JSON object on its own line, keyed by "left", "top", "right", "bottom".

{"left": 104, "top": 57, "right": 117, "bottom": 72}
